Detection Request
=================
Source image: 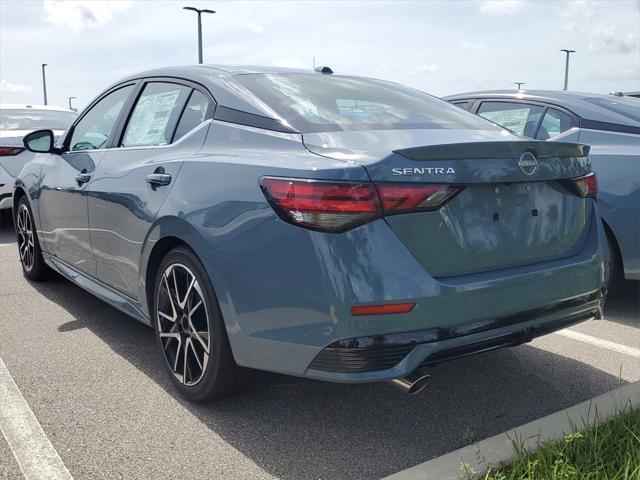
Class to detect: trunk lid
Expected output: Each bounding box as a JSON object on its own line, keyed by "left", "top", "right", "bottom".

{"left": 303, "top": 129, "right": 593, "bottom": 277}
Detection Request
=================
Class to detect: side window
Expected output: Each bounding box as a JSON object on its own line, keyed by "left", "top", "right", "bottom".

{"left": 451, "top": 101, "right": 471, "bottom": 111}
{"left": 537, "top": 108, "right": 572, "bottom": 140}
{"left": 70, "top": 85, "right": 134, "bottom": 151}
{"left": 121, "top": 82, "right": 191, "bottom": 147}
{"left": 477, "top": 102, "right": 544, "bottom": 137}
{"left": 173, "top": 90, "right": 211, "bottom": 141}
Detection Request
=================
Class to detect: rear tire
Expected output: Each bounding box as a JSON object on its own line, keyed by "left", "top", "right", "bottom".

{"left": 15, "top": 197, "right": 50, "bottom": 281}
{"left": 604, "top": 229, "right": 623, "bottom": 295}
{"left": 152, "top": 247, "right": 248, "bottom": 401}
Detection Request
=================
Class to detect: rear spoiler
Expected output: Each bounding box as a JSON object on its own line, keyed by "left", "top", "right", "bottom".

{"left": 394, "top": 141, "right": 590, "bottom": 161}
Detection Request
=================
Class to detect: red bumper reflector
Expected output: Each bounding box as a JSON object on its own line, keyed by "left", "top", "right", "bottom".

{"left": 351, "top": 303, "right": 416, "bottom": 316}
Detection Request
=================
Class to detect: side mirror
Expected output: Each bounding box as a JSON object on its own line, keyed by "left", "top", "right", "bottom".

{"left": 23, "top": 129, "right": 54, "bottom": 153}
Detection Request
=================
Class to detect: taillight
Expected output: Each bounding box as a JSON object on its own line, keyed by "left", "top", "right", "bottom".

{"left": 260, "top": 177, "right": 381, "bottom": 232}
{"left": 572, "top": 172, "right": 597, "bottom": 199}
{"left": 261, "top": 177, "right": 464, "bottom": 233}
{"left": 376, "top": 183, "right": 462, "bottom": 214}
{"left": 0, "top": 146, "right": 24, "bottom": 156}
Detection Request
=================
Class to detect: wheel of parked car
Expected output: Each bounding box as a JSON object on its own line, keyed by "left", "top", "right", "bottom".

{"left": 15, "top": 197, "right": 49, "bottom": 281}
{"left": 604, "top": 231, "right": 623, "bottom": 295}
{"left": 153, "top": 247, "right": 248, "bottom": 401}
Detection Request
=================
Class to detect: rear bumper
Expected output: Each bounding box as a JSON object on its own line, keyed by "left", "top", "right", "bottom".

{"left": 208, "top": 200, "right": 606, "bottom": 383}
{"left": 306, "top": 290, "right": 603, "bottom": 382}
{"left": 0, "top": 193, "right": 12, "bottom": 210}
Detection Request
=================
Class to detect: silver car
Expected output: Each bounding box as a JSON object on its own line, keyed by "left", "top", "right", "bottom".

{"left": 444, "top": 90, "right": 640, "bottom": 287}
{"left": 0, "top": 104, "right": 77, "bottom": 210}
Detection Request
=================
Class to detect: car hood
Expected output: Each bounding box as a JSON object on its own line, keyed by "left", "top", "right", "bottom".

{"left": 302, "top": 128, "right": 521, "bottom": 164}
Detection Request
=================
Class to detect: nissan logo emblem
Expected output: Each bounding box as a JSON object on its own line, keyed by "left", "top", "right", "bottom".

{"left": 518, "top": 151, "right": 538, "bottom": 176}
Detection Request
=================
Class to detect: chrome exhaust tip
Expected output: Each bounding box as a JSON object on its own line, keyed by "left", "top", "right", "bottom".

{"left": 389, "top": 370, "right": 430, "bottom": 395}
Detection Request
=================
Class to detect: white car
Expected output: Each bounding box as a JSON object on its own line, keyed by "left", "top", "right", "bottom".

{"left": 0, "top": 104, "right": 77, "bottom": 210}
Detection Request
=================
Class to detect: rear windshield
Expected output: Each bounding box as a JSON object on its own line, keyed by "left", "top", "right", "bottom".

{"left": 583, "top": 97, "right": 640, "bottom": 123}
{"left": 234, "top": 74, "right": 500, "bottom": 133}
{"left": 0, "top": 109, "right": 78, "bottom": 130}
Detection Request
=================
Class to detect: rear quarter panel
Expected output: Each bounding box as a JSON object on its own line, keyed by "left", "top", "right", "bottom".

{"left": 578, "top": 129, "right": 640, "bottom": 280}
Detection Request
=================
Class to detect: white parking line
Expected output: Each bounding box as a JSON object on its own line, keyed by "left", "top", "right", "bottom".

{"left": 0, "top": 356, "right": 73, "bottom": 480}
{"left": 555, "top": 329, "right": 640, "bottom": 359}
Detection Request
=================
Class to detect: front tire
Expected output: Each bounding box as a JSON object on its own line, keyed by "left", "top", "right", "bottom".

{"left": 15, "top": 197, "right": 50, "bottom": 281}
{"left": 153, "top": 247, "right": 248, "bottom": 401}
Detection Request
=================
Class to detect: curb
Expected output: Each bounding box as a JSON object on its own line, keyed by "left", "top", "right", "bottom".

{"left": 383, "top": 380, "right": 640, "bottom": 480}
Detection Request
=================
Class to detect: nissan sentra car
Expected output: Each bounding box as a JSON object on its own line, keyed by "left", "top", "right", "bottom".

{"left": 15, "top": 66, "right": 605, "bottom": 400}
{"left": 444, "top": 90, "right": 640, "bottom": 287}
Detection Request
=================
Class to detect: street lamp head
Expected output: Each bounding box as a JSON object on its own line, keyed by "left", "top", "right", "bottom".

{"left": 560, "top": 49, "right": 576, "bottom": 53}
{"left": 183, "top": 6, "right": 216, "bottom": 14}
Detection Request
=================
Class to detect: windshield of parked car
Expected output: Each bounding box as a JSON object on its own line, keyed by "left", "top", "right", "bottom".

{"left": 235, "top": 73, "right": 501, "bottom": 133}
{"left": 0, "top": 109, "right": 77, "bottom": 130}
{"left": 583, "top": 97, "right": 640, "bottom": 123}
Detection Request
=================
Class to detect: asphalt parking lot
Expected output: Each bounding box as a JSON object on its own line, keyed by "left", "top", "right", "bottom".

{"left": 0, "top": 209, "right": 638, "bottom": 480}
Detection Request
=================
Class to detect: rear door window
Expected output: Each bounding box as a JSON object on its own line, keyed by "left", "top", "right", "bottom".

{"left": 121, "top": 82, "right": 191, "bottom": 147}
{"left": 477, "top": 101, "right": 544, "bottom": 137}
{"left": 450, "top": 100, "right": 472, "bottom": 111}
{"left": 537, "top": 108, "right": 573, "bottom": 140}
{"left": 173, "top": 90, "right": 211, "bottom": 141}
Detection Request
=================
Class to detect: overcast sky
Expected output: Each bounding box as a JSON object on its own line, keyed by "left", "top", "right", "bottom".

{"left": 1, "top": 0, "right": 638, "bottom": 110}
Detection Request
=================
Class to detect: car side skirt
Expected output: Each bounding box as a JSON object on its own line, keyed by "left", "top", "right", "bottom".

{"left": 43, "top": 253, "right": 151, "bottom": 326}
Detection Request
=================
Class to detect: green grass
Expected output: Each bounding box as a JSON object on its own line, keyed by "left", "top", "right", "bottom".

{"left": 463, "top": 406, "right": 640, "bottom": 480}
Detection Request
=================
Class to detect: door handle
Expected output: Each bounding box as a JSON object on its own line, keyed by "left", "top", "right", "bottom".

{"left": 75, "top": 172, "right": 91, "bottom": 185}
{"left": 146, "top": 168, "right": 172, "bottom": 190}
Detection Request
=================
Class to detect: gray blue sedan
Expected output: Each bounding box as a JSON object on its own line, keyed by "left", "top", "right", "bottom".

{"left": 15, "top": 66, "right": 606, "bottom": 400}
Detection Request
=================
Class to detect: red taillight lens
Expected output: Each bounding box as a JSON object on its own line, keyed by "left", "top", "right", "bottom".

{"left": 351, "top": 303, "right": 416, "bottom": 316}
{"left": 261, "top": 177, "right": 382, "bottom": 232}
{"left": 376, "top": 183, "right": 462, "bottom": 214}
{"left": 572, "top": 172, "right": 597, "bottom": 199}
{"left": 0, "top": 146, "right": 24, "bottom": 156}
{"left": 261, "top": 177, "right": 463, "bottom": 233}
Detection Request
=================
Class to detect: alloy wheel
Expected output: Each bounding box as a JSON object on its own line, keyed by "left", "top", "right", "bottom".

{"left": 156, "top": 263, "right": 210, "bottom": 386}
{"left": 16, "top": 204, "right": 35, "bottom": 271}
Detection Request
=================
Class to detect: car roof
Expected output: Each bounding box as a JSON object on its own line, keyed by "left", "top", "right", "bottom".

{"left": 443, "top": 90, "right": 640, "bottom": 127}
{"left": 0, "top": 103, "right": 76, "bottom": 113}
{"left": 104, "top": 64, "right": 366, "bottom": 121}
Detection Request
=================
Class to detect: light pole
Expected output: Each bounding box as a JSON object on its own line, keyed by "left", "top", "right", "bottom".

{"left": 514, "top": 82, "right": 525, "bottom": 89}
{"left": 561, "top": 49, "right": 575, "bottom": 91}
{"left": 41, "top": 64, "right": 48, "bottom": 105}
{"left": 68, "top": 96, "right": 76, "bottom": 111}
{"left": 183, "top": 6, "right": 216, "bottom": 64}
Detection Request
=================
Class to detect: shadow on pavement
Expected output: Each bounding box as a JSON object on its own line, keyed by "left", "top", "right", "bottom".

{"left": 605, "top": 280, "right": 639, "bottom": 328}
{"left": 0, "top": 210, "right": 15, "bottom": 245}
{"left": 29, "top": 274, "right": 631, "bottom": 480}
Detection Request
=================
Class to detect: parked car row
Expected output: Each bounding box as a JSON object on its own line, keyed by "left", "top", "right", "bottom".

{"left": 5, "top": 65, "right": 635, "bottom": 400}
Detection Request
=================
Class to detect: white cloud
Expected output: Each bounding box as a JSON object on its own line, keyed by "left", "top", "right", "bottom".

{"left": 241, "top": 22, "right": 264, "bottom": 33}
{"left": 555, "top": 1, "right": 638, "bottom": 54}
{"left": 460, "top": 41, "right": 485, "bottom": 51}
{"left": 43, "top": 0, "right": 134, "bottom": 30}
{"left": 479, "top": 0, "right": 525, "bottom": 15}
{"left": 1, "top": 79, "right": 32, "bottom": 94}
{"left": 417, "top": 64, "right": 439, "bottom": 73}
{"left": 274, "top": 58, "right": 307, "bottom": 69}
{"left": 588, "top": 25, "right": 637, "bottom": 53}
